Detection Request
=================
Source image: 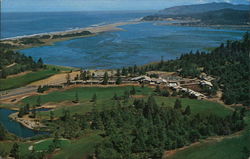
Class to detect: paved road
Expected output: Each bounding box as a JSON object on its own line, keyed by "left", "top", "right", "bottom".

{"left": 0, "top": 86, "right": 38, "bottom": 100}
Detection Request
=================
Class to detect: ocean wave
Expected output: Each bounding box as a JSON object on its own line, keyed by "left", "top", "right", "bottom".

{"left": 90, "top": 22, "right": 106, "bottom": 27}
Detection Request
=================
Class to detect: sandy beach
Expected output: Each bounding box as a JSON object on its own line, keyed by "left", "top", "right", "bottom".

{"left": 0, "top": 20, "right": 140, "bottom": 50}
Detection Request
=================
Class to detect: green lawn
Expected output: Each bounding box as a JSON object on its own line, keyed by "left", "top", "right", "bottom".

{"left": 0, "top": 141, "right": 13, "bottom": 157}
{"left": 167, "top": 111, "right": 250, "bottom": 159}
{"left": 38, "top": 99, "right": 131, "bottom": 119}
{"left": 0, "top": 69, "right": 59, "bottom": 91}
{"left": 155, "top": 97, "right": 232, "bottom": 117}
{"left": 1, "top": 85, "right": 239, "bottom": 159}
{"left": 23, "top": 86, "right": 153, "bottom": 119}
{"left": 168, "top": 134, "right": 249, "bottom": 159}
{"left": 52, "top": 131, "right": 102, "bottom": 159}
{"left": 34, "top": 138, "right": 70, "bottom": 151}
{"left": 0, "top": 141, "right": 31, "bottom": 158}
{"left": 21, "top": 86, "right": 231, "bottom": 119}
{"left": 21, "top": 86, "right": 153, "bottom": 106}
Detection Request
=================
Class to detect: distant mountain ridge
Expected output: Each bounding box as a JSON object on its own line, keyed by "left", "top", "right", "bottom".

{"left": 193, "top": 9, "right": 250, "bottom": 25}
{"left": 143, "top": 9, "right": 250, "bottom": 25}
{"left": 159, "top": 2, "right": 250, "bottom": 15}
{"left": 142, "top": 2, "right": 250, "bottom": 25}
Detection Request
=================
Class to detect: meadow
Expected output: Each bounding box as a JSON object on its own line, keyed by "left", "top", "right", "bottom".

{"left": 1, "top": 86, "right": 242, "bottom": 159}
{"left": 52, "top": 131, "right": 102, "bottom": 159}
{"left": 20, "top": 86, "right": 232, "bottom": 119}
{"left": 0, "top": 69, "right": 59, "bottom": 91}
{"left": 167, "top": 111, "right": 250, "bottom": 159}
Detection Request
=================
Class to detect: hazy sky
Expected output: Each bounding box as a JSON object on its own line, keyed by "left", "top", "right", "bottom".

{"left": 2, "top": 0, "right": 250, "bottom": 12}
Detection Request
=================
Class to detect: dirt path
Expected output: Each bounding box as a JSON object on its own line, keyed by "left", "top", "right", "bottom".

{"left": 205, "top": 90, "right": 235, "bottom": 111}
{"left": 5, "top": 63, "right": 16, "bottom": 68}
{"left": 0, "top": 86, "right": 38, "bottom": 103}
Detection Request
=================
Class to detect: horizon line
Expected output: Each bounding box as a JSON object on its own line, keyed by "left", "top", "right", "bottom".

{"left": 1, "top": 9, "right": 159, "bottom": 13}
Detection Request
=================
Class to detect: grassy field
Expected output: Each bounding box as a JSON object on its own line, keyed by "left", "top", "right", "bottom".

{"left": 167, "top": 134, "right": 249, "bottom": 159}
{"left": 52, "top": 131, "right": 102, "bottom": 159}
{"left": 34, "top": 138, "right": 70, "bottom": 151}
{"left": 0, "top": 69, "right": 59, "bottom": 91}
{"left": 21, "top": 86, "right": 232, "bottom": 119}
{"left": 22, "top": 86, "right": 152, "bottom": 106}
{"left": 167, "top": 111, "right": 250, "bottom": 159}
{"left": 155, "top": 96, "right": 232, "bottom": 117}
{"left": 22, "top": 86, "right": 153, "bottom": 119}
{"left": 0, "top": 141, "right": 13, "bottom": 157}
{"left": 1, "top": 85, "right": 239, "bottom": 159}
{"left": 0, "top": 139, "right": 71, "bottom": 158}
{"left": 0, "top": 141, "right": 31, "bottom": 158}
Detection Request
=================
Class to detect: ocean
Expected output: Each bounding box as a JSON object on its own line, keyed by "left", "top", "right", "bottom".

{"left": 2, "top": 11, "right": 245, "bottom": 69}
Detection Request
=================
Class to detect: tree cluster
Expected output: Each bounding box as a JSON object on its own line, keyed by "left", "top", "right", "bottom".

{"left": 131, "top": 33, "right": 250, "bottom": 106}
{"left": 92, "top": 96, "right": 245, "bottom": 159}
{"left": 0, "top": 44, "right": 45, "bottom": 78}
{"left": 47, "top": 95, "right": 245, "bottom": 159}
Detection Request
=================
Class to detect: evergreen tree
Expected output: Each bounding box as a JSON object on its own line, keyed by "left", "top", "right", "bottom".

{"left": 37, "top": 85, "right": 42, "bottom": 93}
{"left": 123, "top": 90, "right": 130, "bottom": 100}
{"left": 24, "top": 104, "right": 30, "bottom": 114}
{"left": 113, "top": 93, "right": 118, "bottom": 100}
{"left": 242, "top": 146, "right": 250, "bottom": 159}
{"left": 130, "top": 86, "right": 136, "bottom": 95}
{"left": 50, "top": 111, "right": 54, "bottom": 121}
{"left": 66, "top": 73, "right": 71, "bottom": 85}
{"left": 184, "top": 105, "right": 191, "bottom": 115}
{"left": 174, "top": 99, "right": 182, "bottom": 109}
{"left": 0, "top": 69, "right": 7, "bottom": 79}
{"left": 37, "top": 58, "right": 43, "bottom": 68}
{"left": 116, "top": 69, "right": 120, "bottom": 76}
{"left": 115, "top": 76, "right": 122, "bottom": 85}
{"left": 36, "top": 96, "right": 41, "bottom": 106}
{"left": 133, "top": 65, "right": 138, "bottom": 75}
{"left": 172, "top": 90, "right": 178, "bottom": 96}
{"left": 0, "top": 123, "right": 6, "bottom": 140}
{"left": 91, "top": 93, "right": 97, "bottom": 103}
{"left": 102, "top": 72, "right": 109, "bottom": 85}
{"left": 61, "top": 109, "right": 70, "bottom": 121}
{"left": 121, "top": 67, "right": 128, "bottom": 76}
{"left": 161, "top": 89, "right": 170, "bottom": 97}
{"left": 143, "top": 96, "right": 159, "bottom": 118}
{"left": 155, "top": 85, "right": 161, "bottom": 93}
{"left": 18, "top": 107, "right": 25, "bottom": 118}
{"left": 91, "top": 104, "right": 104, "bottom": 130}
{"left": 53, "top": 132, "right": 61, "bottom": 148}
{"left": 30, "top": 106, "right": 37, "bottom": 118}
{"left": 74, "top": 91, "right": 79, "bottom": 103}
{"left": 10, "top": 143, "right": 20, "bottom": 159}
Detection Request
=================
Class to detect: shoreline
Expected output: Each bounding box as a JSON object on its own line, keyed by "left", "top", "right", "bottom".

{"left": 0, "top": 20, "right": 141, "bottom": 50}
{"left": 9, "top": 112, "right": 46, "bottom": 130}
{"left": 1, "top": 20, "right": 140, "bottom": 41}
{"left": 1, "top": 19, "right": 248, "bottom": 51}
{"left": 149, "top": 20, "right": 250, "bottom": 30}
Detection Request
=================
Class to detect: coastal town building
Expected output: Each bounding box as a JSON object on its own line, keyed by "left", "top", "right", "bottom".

{"left": 200, "top": 80, "right": 213, "bottom": 88}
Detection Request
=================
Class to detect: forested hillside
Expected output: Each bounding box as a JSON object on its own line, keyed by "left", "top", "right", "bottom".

{"left": 163, "top": 33, "right": 250, "bottom": 106}
{"left": 143, "top": 9, "right": 250, "bottom": 25}
{"left": 158, "top": 2, "right": 250, "bottom": 15}
{"left": 46, "top": 96, "right": 244, "bottom": 159}
{"left": 0, "top": 44, "right": 44, "bottom": 78}
{"left": 93, "top": 97, "right": 245, "bottom": 159}
{"left": 124, "top": 33, "right": 250, "bottom": 106}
